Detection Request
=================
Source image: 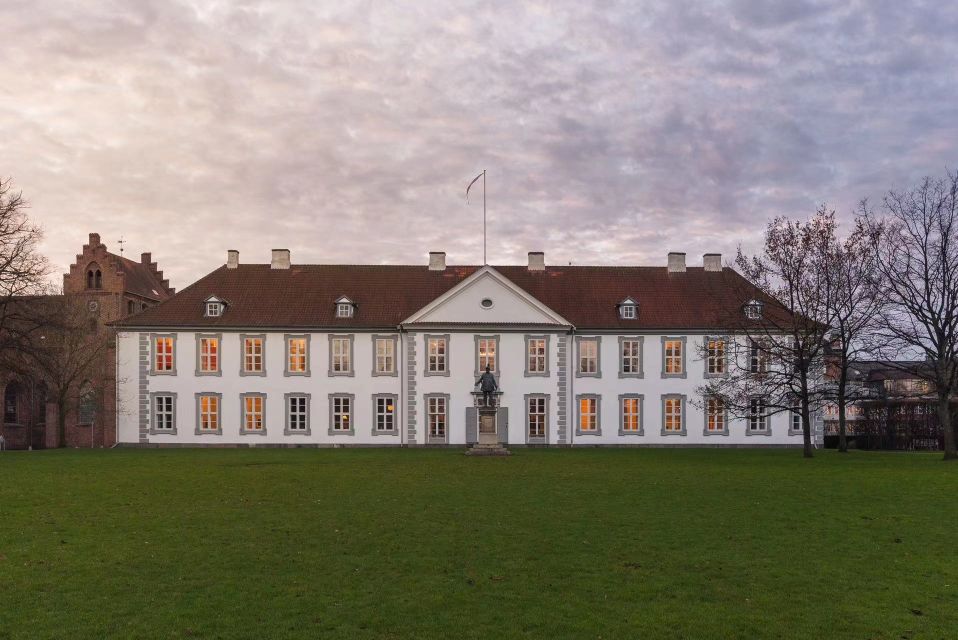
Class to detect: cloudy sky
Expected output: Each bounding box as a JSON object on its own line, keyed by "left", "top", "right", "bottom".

{"left": 1, "top": 1, "right": 956, "bottom": 287}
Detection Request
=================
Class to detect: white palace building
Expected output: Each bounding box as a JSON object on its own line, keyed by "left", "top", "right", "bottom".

{"left": 114, "top": 249, "right": 814, "bottom": 448}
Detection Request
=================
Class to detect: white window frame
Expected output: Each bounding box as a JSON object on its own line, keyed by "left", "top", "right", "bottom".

{"left": 704, "top": 395, "right": 727, "bottom": 435}
{"left": 525, "top": 336, "right": 549, "bottom": 376}
{"left": 576, "top": 394, "right": 600, "bottom": 435}
{"left": 285, "top": 393, "right": 310, "bottom": 435}
{"left": 425, "top": 335, "right": 449, "bottom": 376}
{"left": 527, "top": 395, "right": 547, "bottom": 441}
{"left": 619, "top": 394, "right": 643, "bottom": 436}
{"left": 475, "top": 335, "right": 499, "bottom": 376}
{"left": 373, "top": 394, "right": 398, "bottom": 435}
{"left": 241, "top": 393, "right": 266, "bottom": 435}
{"left": 196, "top": 334, "right": 220, "bottom": 376}
{"left": 205, "top": 302, "right": 222, "bottom": 317}
{"left": 328, "top": 335, "right": 353, "bottom": 376}
{"left": 426, "top": 394, "right": 448, "bottom": 443}
{"left": 661, "top": 337, "right": 686, "bottom": 378}
{"left": 240, "top": 334, "right": 266, "bottom": 376}
{"left": 705, "top": 337, "right": 726, "bottom": 377}
{"left": 619, "top": 337, "right": 644, "bottom": 378}
{"left": 748, "top": 396, "right": 770, "bottom": 434}
{"left": 336, "top": 302, "right": 354, "bottom": 318}
{"left": 328, "top": 393, "right": 354, "bottom": 435}
{"left": 373, "top": 336, "right": 397, "bottom": 376}
{"left": 150, "top": 392, "right": 176, "bottom": 434}
{"left": 576, "top": 337, "right": 600, "bottom": 377}
{"left": 620, "top": 304, "right": 636, "bottom": 319}
{"left": 661, "top": 394, "right": 686, "bottom": 435}
{"left": 151, "top": 333, "right": 176, "bottom": 375}
{"left": 285, "top": 335, "right": 310, "bottom": 376}
{"left": 195, "top": 393, "right": 222, "bottom": 435}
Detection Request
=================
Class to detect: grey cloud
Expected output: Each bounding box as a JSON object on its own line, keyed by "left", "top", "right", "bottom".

{"left": 0, "top": 0, "right": 955, "bottom": 287}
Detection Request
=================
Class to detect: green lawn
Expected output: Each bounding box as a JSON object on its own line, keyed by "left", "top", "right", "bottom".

{"left": 1, "top": 449, "right": 956, "bottom": 639}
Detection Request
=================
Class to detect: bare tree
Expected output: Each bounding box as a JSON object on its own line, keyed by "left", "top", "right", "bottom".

{"left": 823, "top": 216, "right": 884, "bottom": 453}
{"left": 0, "top": 177, "right": 50, "bottom": 356}
{"left": 9, "top": 294, "right": 113, "bottom": 447}
{"left": 864, "top": 171, "right": 958, "bottom": 460}
{"left": 701, "top": 208, "right": 835, "bottom": 458}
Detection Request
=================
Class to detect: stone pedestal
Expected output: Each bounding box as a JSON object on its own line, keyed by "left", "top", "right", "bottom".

{"left": 467, "top": 406, "right": 511, "bottom": 456}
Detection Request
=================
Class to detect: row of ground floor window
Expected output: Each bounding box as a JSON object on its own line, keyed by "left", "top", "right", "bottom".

{"left": 143, "top": 391, "right": 806, "bottom": 441}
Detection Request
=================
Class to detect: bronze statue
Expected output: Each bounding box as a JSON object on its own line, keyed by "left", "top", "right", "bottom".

{"left": 476, "top": 364, "right": 498, "bottom": 407}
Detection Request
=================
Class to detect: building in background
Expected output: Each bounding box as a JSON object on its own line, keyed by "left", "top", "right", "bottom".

{"left": 0, "top": 233, "right": 174, "bottom": 449}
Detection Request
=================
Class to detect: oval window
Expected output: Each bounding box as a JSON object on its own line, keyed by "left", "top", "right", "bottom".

{"left": 480, "top": 298, "right": 494, "bottom": 309}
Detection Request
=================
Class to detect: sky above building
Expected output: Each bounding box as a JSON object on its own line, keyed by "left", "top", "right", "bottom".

{"left": 1, "top": 1, "right": 956, "bottom": 288}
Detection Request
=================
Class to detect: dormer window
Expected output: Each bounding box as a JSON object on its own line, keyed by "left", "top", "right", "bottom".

{"left": 618, "top": 297, "right": 638, "bottom": 320}
{"left": 204, "top": 296, "right": 226, "bottom": 318}
{"left": 744, "top": 299, "right": 764, "bottom": 320}
{"left": 335, "top": 296, "right": 355, "bottom": 318}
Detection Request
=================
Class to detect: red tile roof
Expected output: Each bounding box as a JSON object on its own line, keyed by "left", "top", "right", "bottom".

{"left": 112, "top": 253, "right": 170, "bottom": 301}
{"left": 112, "top": 263, "right": 769, "bottom": 330}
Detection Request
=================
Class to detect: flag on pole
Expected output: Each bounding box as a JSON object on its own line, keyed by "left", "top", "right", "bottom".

{"left": 466, "top": 172, "right": 483, "bottom": 203}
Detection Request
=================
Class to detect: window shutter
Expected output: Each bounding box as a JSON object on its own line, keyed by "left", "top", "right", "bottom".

{"left": 465, "top": 407, "right": 477, "bottom": 444}
{"left": 496, "top": 407, "right": 508, "bottom": 445}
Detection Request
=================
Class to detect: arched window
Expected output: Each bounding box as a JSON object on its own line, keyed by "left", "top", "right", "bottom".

{"left": 4, "top": 382, "right": 20, "bottom": 424}
{"left": 86, "top": 263, "right": 102, "bottom": 289}
{"left": 78, "top": 385, "right": 96, "bottom": 425}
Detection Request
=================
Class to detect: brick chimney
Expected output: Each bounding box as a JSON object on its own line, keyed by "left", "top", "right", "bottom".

{"left": 528, "top": 251, "right": 545, "bottom": 271}
{"left": 429, "top": 251, "right": 446, "bottom": 271}
{"left": 703, "top": 253, "right": 722, "bottom": 272}
{"left": 667, "top": 252, "right": 686, "bottom": 273}
{"left": 227, "top": 250, "right": 239, "bottom": 269}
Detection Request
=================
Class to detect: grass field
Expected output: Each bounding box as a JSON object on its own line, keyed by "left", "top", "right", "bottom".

{"left": 1, "top": 448, "right": 956, "bottom": 639}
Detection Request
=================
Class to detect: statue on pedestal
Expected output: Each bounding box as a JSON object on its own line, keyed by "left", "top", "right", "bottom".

{"left": 475, "top": 364, "right": 498, "bottom": 407}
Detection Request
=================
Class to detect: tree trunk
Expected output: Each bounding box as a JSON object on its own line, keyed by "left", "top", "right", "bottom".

{"left": 56, "top": 395, "right": 67, "bottom": 449}
{"left": 802, "top": 394, "right": 813, "bottom": 459}
{"left": 940, "top": 393, "right": 956, "bottom": 460}
{"left": 837, "top": 377, "right": 848, "bottom": 453}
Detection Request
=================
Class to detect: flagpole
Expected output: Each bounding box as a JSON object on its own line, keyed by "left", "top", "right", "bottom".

{"left": 483, "top": 169, "right": 487, "bottom": 265}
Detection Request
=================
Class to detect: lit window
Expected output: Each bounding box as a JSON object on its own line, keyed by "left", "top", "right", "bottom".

{"left": 749, "top": 397, "right": 769, "bottom": 432}
{"left": 428, "top": 396, "right": 446, "bottom": 439}
{"left": 375, "top": 396, "right": 396, "bottom": 432}
{"left": 375, "top": 338, "right": 395, "bottom": 374}
{"left": 243, "top": 337, "right": 264, "bottom": 373}
{"left": 154, "top": 336, "right": 174, "bottom": 373}
{"left": 579, "top": 338, "right": 598, "bottom": 375}
{"left": 621, "top": 397, "right": 641, "bottom": 432}
{"left": 707, "top": 339, "right": 726, "bottom": 375}
{"left": 330, "top": 336, "right": 351, "bottom": 374}
{"left": 243, "top": 395, "right": 264, "bottom": 432}
{"left": 427, "top": 337, "right": 447, "bottom": 373}
{"left": 199, "top": 337, "right": 219, "bottom": 373}
{"left": 477, "top": 337, "right": 497, "bottom": 372}
{"left": 663, "top": 396, "right": 683, "bottom": 432}
{"left": 706, "top": 396, "right": 725, "bottom": 432}
{"left": 579, "top": 396, "right": 598, "bottom": 432}
{"left": 664, "top": 340, "right": 683, "bottom": 375}
{"left": 621, "top": 339, "right": 641, "bottom": 375}
{"left": 287, "top": 337, "right": 308, "bottom": 374}
{"left": 198, "top": 395, "right": 219, "bottom": 432}
{"left": 153, "top": 394, "right": 174, "bottom": 431}
{"left": 288, "top": 396, "right": 308, "bottom": 432}
{"left": 331, "top": 395, "right": 352, "bottom": 432}
{"left": 527, "top": 337, "right": 546, "bottom": 374}
{"left": 749, "top": 340, "right": 768, "bottom": 374}
{"left": 528, "top": 396, "right": 546, "bottom": 438}
{"left": 336, "top": 303, "right": 354, "bottom": 318}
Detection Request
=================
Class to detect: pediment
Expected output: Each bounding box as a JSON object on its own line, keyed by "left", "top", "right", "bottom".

{"left": 403, "top": 267, "right": 570, "bottom": 326}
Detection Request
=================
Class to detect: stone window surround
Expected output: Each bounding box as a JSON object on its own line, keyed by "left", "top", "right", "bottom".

{"left": 661, "top": 336, "right": 687, "bottom": 379}
{"left": 424, "top": 334, "right": 450, "bottom": 377}
{"left": 240, "top": 392, "right": 267, "bottom": 436}
{"left": 284, "top": 334, "right": 311, "bottom": 377}
{"left": 372, "top": 393, "right": 399, "bottom": 436}
{"left": 789, "top": 401, "right": 804, "bottom": 435}
{"left": 524, "top": 393, "right": 549, "bottom": 444}
{"left": 371, "top": 334, "right": 399, "bottom": 377}
{"left": 425, "top": 392, "right": 450, "bottom": 444}
{"left": 575, "top": 335, "right": 601, "bottom": 378}
{"left": 618, "top": 336, "right": 645, "bottom": 379}
{"left": 284, "top": 392, "right": 311, "bottom": 436}
{"left": 149, "top": 391, "right": 177, "bottom": 435}
{"left": 239, "top": 333, "right": 267, "bottom": 377}
{"left": 195, "top": 333, "right": 222, "bottom": 377}
{"left": 194, "top": 392, "right": 223, "bottom": 436}
{"left": 660, "top": 393, "right": 687, "bottom": 436}
{"left": 328, "top": 334, "right": 355, "bottom": 377}
{"left": 704, "top": 335, "right": 728, "bottom": 378}
{"left": 524, "top": 335, "right": 551, "bottom": 377}
{"left": 150, "top": 333, "right": 177, "bottom": 376}
{"left": 474, "top": 334, "right": 500, "bottom": 377}
{"left": 575, "top": 393, "right": 601, "bottom": 436}
{"left": 328, "top": 392, "right": 356, "bottom": 436}
{"left": 618, "top": 393, "right": 644, "bottom": 436}
{"left": 747, "top": 396, "right": 772, "bottom": 436}
{"left": 703, "top": 394, "right": 729, "bottom": 436}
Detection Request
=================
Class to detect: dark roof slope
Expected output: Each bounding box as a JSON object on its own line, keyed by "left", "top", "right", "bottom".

{"left": 113, "top": 253, "right": 170, "bottom": 301}
{"left": 113, "top": 263, "right": 769, "bottom": 330}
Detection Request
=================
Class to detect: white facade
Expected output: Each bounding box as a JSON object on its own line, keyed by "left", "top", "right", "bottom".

{"left": 116, "top": 265, "right": 812, "bottom": 447}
